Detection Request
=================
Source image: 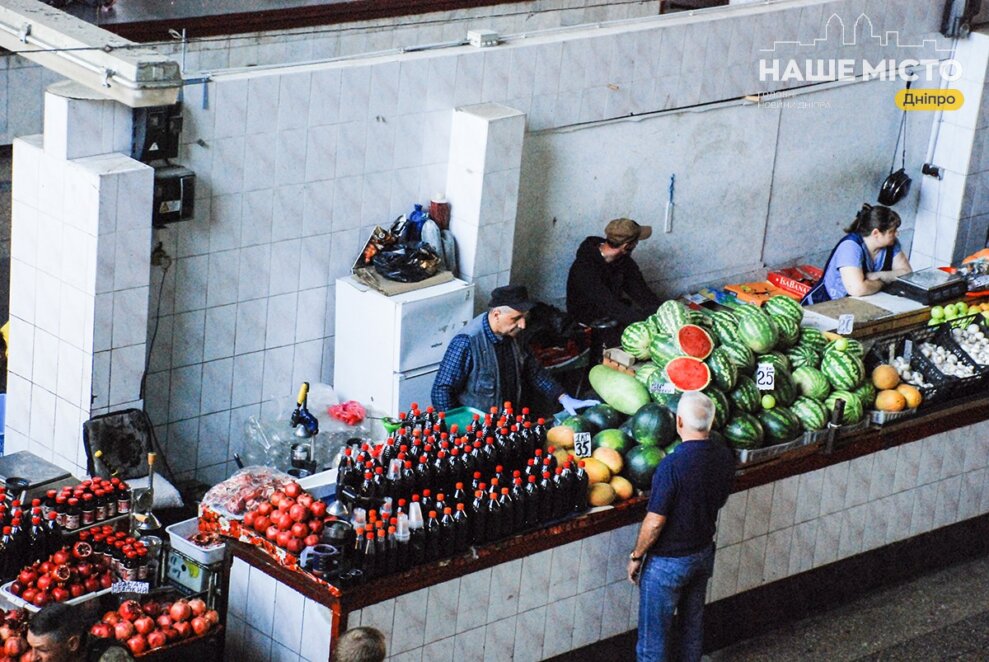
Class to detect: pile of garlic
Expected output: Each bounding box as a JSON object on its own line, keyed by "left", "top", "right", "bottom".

{"left": 919, "top": 341, "right": 978, "bottom": 377}
{"left": 949, "top": 324, "right": 989, "bottom": 366}
{"left": 890, "top": 355, "right": 933, "bottom": 388}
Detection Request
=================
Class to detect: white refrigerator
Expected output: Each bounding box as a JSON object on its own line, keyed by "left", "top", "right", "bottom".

{"left": 333, "top": 277, "right": 476, "bottom": 417}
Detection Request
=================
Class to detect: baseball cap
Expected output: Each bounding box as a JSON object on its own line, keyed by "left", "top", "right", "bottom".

{"left": 605, "top": 218, "right": 652, "bottom": 245}
{"left": 489, "top": 285, "right": 537, "bottom": 312}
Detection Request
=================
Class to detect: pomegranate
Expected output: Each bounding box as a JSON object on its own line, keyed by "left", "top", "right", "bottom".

{"left": 286, "top": 536, "right": 303, "bottom": 554}
{"left": 243, "top": 511, "right": 256, "bottom": 528}
{"left": 75, "top": 561, "right": 93, "bottom": 578}
{"left": 114, "top": 620, "right": 135, "bottom": 642}
{"left": 68, "top": 583, "right": 85, "bottom": 598}
{"left": 204, "top": 610, "right": 220, "bottom": 627}
{"left": 266, "top": 525, "right": 280, "bottom": 542}
{"left": 147, "top": 630, "right": 167, "bottom": 649}
{"left": 84, "top": 576, "right": 100, "bottom": 593}
{"left": 156, "top": 614, "right": 172, "bottom": 629}
{"left": 297, "top": 494, "right": 314, "bottom": 509}
{"left": 100, "top": 573, "right": 113, "bottom": 589}
{"left": 3, "top": 637, "right": 27, "bottom": 657}
{"left": 7, "top": 583, "right": 22, "bottom": 598}
{"left": 309, "top": 501, "right": 327, "bottom": 518}
{"left": 31, "top": 591, "right": 49, "bottom": 608}
{"left": 51, "top": 549, "right": 70, "bottom": 566}
{"left": 276, "top": 531, "right": 292, "bottom": 549}
{"left": 256, "top": 502, "right": 273, "bottom": 517}
{"left": 119, "top": 600, "right": 143, "bottom": 622}
{"left": 50, "top": 565, "right": 71, "bottom": 584}
{"left": 291, "top": 522, "right": 308, "bottom": 539}
{"left": 102, "top": 611, "right": 121, "bottom": 626}
{"left": 162, "top": 627, "right": 178, "bottom": 642}
{"left": 89, "top": 623, "right": 113, "bottom": 639}
{"left": 169, "top": 601, "right": 191, "bottom": 623}
{"left": 143, "top": 600, "right": 161, "bottom": 617}
{"left": 126, "top": 634, "right": 148, "bottom": 655}
{"left": 304, "top": 534, "right": 320, "bottom": 548}
{"left": 284, "top": 482, "right": 302, "bottom": 498}
{"left": 173, "top": 621, "right": 191, "bottom": 639}
{"left": 133, "top": 616, "right": 154, "bottom": 635}
{"left": 39, "top": 562, "right": 53, "bottom": 575}
{"left": 50, "top": 587, "right": 69, "bottom": 603}
{"left": 72, "top": 541, "right": 92, "bottom": 560}
{"left": 16, "top": 571, "right": 35, "bottom": 587}
{"left": 253, "top": 516, "right": 269, "bottom": 533}
{"left": 191, "top": 616, "right": 209, "bottom": 636}
{"left": 35, "top": 575, "right": 52, "bottom": 592}
{"left": 275, "top": 512, "right": 293, "bottom": 532}
{"left": 307, "top": 519, "right": 324, "bottom": 535}
{"left": 288, "top": 503, "right": 309, "bottom": 523}
{"left": 19, "top": 590, "right": 35, "bottom": 606}
{"left": 188, "top": 598, "right": 206, "bottom": 617}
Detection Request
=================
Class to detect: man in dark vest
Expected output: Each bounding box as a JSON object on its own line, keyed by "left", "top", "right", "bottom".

{"left": 431, "top": 285, "right": 597, "bottom": 415}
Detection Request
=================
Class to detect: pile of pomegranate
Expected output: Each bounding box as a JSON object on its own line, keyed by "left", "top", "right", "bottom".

{"left": 240, "top": 482, "right": 328, "bottom": 554}
{"left": 0, "top": 609, "right": 30, "bottom": 662}
{"left": 7, "top": 542, "right": 112, "bottom": 608}
{"left": 90, "top": 597, "right": 219, "bottom": 655}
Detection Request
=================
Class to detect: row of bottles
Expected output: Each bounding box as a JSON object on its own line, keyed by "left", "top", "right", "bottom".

{"left": 0, "top": 497, "right": 64, "bottom": 581}
{"left": 44, "top": 477, "right": 132, "bottom": 531}
{"left": 86, "top": 528, "right": 151, "bottom": 582}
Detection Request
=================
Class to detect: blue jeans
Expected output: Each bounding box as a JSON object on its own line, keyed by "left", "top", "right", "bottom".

{"left": 636, "top": 546, "right": 715, "bottom": 662}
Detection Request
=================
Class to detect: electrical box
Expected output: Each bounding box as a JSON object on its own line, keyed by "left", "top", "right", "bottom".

{"left": 132, "top": 104, "right": 183, "bottom": 162}
{"left": 153, "top": 165, "right": 195, "bottom": 226}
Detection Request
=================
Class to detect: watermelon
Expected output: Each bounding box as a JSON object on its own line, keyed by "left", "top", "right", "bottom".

{"left": 560, "top": 416, "right": 593, "bottom": 434}
{"left": 824, "top": 338, "right": 865, "bottom": 360}
{"left": 797, "top": 327, "right": 829, "bottom": 353}
{"left": 820, "top": 350, "right": 866, "bottom": 391}
{"left": 624, "top": 445, "right": 666, "bottom": 490}
{"left": 644, "top": 315, "right": 662, "bottom": 337}
{"left": 723, "top": 412, "right": 764, "bottom": 449}
{"left": 768, "top": 368, "right": 798, "bottom": 407}
{"left": 592, "top": 428, "right": 632, "bottom": 455}
{"left": 648, "top": 335, "right": 682, "bottom": 369}
{"left": 655, "top": 300, "right": 691, "bottom": 336}
{"left": 588, "top": 365, "right": 651, "bottom": 415}
{"left": 852, "top": 381, "right": 877, "bottom": 410}
{"left": 791, "top": 396, "right": 828, "bottom": 431}
{"left": 664, "top": 439, "right": 682, "bottom": 455}
{"left": 583, "top": 404, "right": 626, "bottom": 432}
{"left": 648, "top": 382, "right": 682, "bottom": 410}
{"left": 704, "top": 387, "right": 731, "bottom": 430}
{"left": 628, "top": 403, "right": 676, "bottom": 447}
{"left": 676, "top": 324, "right": 715, "bottom": 360}
{"left": 737, "top": 310, "right": 778, "bottom": 353}
{"left": 635, "top": 363, "right": 660, "bottom": 387}
{"left": 705, "top": 347, "right": 738, "bottom": 392}
{"left": 687, "top": 310, "right": 710, "bottom": 328}
{"left": 825, "top": 390, "right": 864, "bottom": 424}
{"left": 763, "top": 295, "right": 804, "bottom": 325}
{"left": 792, "top": 365, "right": 831, "bottom": 401}
{"left": 729, "top": 375, "right": 762, "bottom": 413}
{"left": 758, "top": 351, "right": 791, "bottom": 374}
{"left": 758, "top": 407, "right": 802, "bottom": 444}
{"left": 709, "top": 311, "right": 740, "bottom": 344}
{"left": 664, "top": 357, "right": 712, "bottom": 391}
{"left": 621, "top": 322, "right": 653, "bottom": 360}
{"left": 786, "top": 345, "right": 820, "bottom": 370}
{"left": 772, "top": 315, "right": 801, "bottom": 349}
{"left": 721, "top": 340, "right": 756, "bottom": 374}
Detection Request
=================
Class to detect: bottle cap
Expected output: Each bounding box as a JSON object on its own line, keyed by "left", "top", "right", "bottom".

{"left": 501, "top": 488, "right": 509, "bottom": 495}
{"left": 428, "top": 510, "right": 437, "bottom": 518}
{"left": 444, "top": 507, "right": 452, "bottom": 515}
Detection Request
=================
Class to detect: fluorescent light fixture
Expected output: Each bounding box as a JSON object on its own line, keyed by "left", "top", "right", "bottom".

{"left": 0, "top": 0, "right": 181, "bottom": 108}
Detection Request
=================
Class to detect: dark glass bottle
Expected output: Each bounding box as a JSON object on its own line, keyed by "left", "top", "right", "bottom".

{"left": 116, "top": 482, "right": 131, "bottom": 515}
{"left": 65, "top": 498, "right": 81, "bottom": 530}
{"left": 424, "top": 511, "right": 441, "bottom": 562}
{"left": 538, "top": 472, "right": 555, "bottom": 523}
{"left": 42, "top": 490, "right": 57, "bottom": 520}
{"left": 27, "top": 516, "right": 46, "bottom": 564}
{"left": 485, "top": 493, "right": 503, "bottom": 542}
{"left": 44, "top": 512, "right": 62, "bottom": 558}
{"left": 362, "top": 532, "right": 377, "bottom": 580}
{"left": 453, "top": 503, "right": 470, "bottom": 554}
{"left": 0, "top": 527, "right": 11, "bottom": 579}
{"left": 81, "top": 494, "right": 96, "bottom": 527}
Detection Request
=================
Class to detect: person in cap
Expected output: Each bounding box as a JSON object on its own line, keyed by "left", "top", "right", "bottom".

{"left": 566, "top": 218, "right": 662, "bottom": 333}
{"left": 432, "top": 285, "right": 598, "bottom": 415}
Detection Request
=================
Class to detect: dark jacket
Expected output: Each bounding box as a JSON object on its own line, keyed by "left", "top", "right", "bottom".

{"left": 566, "top": 236, "right": 661, "bottom": 326}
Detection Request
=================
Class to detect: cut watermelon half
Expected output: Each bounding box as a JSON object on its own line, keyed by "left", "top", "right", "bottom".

{"left": 676, "top": 324, "right": 714, "bottom": 360}
{"left": 664, "top": 356, "right": 712, "bottom": 391}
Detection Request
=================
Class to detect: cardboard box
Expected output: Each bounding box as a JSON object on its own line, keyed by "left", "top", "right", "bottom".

{"left": 352, "top": 225, "right": 453, "bottom": 296}
{"left": 767, "top": 265, "right": 823, "bottom": 298}
{"left": 724, "top": 281, "right": 800, "bottom": 306}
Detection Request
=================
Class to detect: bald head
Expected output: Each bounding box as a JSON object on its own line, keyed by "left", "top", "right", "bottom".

{"left": 676, "top": 391, "right": 715, "bottom": 439}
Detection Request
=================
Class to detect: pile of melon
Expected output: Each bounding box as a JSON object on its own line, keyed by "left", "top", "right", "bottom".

{"left": 545, "top": 400, "right": 678, "bottom": 506}
{"left": 611, "top": 296, "right": 885, "bottom": 452}
{"left": 870, "top": 363, "right": 923, "bottom": 412}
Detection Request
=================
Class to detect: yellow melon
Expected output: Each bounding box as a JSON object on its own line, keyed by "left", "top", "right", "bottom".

{"left": 546, "top": 425, "right": 574, "bottom": 449}
{"left": 895, "top": 383, "right": 923, "bottom": 409}
{"left": 588, "top": 482, "right": 616, "bottom": 507}
{"left": 875, "top": 389, "right": 907, "bottom": 412}
{"left": 609, "top": 475, "right": 634, "bottom": 501}
{"left": 582, "top": 457, "right": 612, "bottom": 484}
{"left": 872, "top": 364, "right": 900, "bottom": 390}
{"left": 553, "top": 448, "right": 573, "bottom": 468}
{"left": 592, "top": 447, "right": 624, "bottom": 475}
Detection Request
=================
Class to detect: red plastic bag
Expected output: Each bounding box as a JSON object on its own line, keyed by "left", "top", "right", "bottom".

{"left": 328, "top": 400, "right": 366, "bottom": 426}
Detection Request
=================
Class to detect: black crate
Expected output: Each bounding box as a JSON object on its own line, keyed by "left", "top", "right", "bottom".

{"left": 911, "top": 325, "right": 987, "bottom": 399}
{"left": 865, "top": 333, "right": 951, "bottom": 407}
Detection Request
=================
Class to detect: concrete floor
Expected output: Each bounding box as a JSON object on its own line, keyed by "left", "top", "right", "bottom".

{"left": 708, "top": 552, "right": 989, "bottom": 662}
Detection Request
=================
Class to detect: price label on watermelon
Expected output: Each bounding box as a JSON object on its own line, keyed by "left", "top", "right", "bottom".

{"left": 755, "top": 363, "right": 775, "bottom": 390}
{"left": 837, "top": 314, "right": 855, "bottom": 335}
{"left": 649, "top": 380, "right": 675, "bottom": 395}
{"left": 573, "top": 432, "right": 592, "bottom": 458}
{"left": 111, "top": 581, "right": 149, "bottom": 594}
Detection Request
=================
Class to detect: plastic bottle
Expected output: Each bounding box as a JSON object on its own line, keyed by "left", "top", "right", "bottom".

{"left": 385, "top": 526, "right": 398, "bottom": 576}
{"left": 573, "top": 461, "right": 590, "bottom": 513}
{"left": 395, "top": 514, "right": 410, "bottom": 572}
{"left": 408, "top": 500, "right": 426, "bottom": 567}
{"left": 538, "top": 472, "right": 555, "bottom": 523}
{"left": 485, "top": 493, "right": 503, "bottom": 542}
{"left": 470, "top": 490, "right": 487, "bottom": 545}
{"left": 438, "top": 507, "right": 456, "bottom": 558}
{"left": 498, "top": 488, "right": 515, "bottom": 538}
{"left": 453, "top": 503, "right": 470, "bottom": 553}
{"left": 424, "top": 511, "right": 441, "bottom": 562}
{"left": 511, "top": 478, "right": 527, "bottom": 531}
{"left": 362, "top": 532, "right": 377, "bottom": 580}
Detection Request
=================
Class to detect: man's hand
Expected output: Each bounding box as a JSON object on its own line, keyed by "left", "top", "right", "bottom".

{"left": 627, "top": 557, "right": 642, "bottom": 585}
{"left": 559, "top": 394, "right": 600, "bottom": 416}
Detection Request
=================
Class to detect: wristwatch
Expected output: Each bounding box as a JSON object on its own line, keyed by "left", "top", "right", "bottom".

{"left": 629, "top": 553, "right": 644, "bottom": 562}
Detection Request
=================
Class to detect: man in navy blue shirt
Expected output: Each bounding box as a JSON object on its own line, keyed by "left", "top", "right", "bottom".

{"left": 431, "top": 285, "right": 596, "bottom": 415}
{"left": 627, "top": 391, "right": 735, "bottom": 662}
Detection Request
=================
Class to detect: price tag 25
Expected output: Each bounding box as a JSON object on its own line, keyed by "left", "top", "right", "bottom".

{"left": 755, "top": 363, "right": 776, "bottom": 390}
{"left": 837, "top": 314, "right": 855, "bottom": 335}
{"left": 573, "top": 432, "right": 592, "bottom": 458}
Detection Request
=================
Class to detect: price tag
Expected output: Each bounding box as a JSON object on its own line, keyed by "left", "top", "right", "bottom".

{"left": 903, "top": 339, "right": 913, "bottom": 361}
{"left": 111, "top": 581, "right": 149, "bottom": 594}
{"left": 573, "top": 432, "right": 592, "bottom": 458}
{"left": 649, "top": 380, "right": 676, "bottom": 395}
{"left": 837, "top": 314, "right": 855, "bottom": 335}
{"left": 755, "top": 363, "right": 776, "bottom": 390}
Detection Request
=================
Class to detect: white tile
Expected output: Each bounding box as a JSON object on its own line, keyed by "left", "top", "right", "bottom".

{"left": 486, "top": 559, "right": 521, "bottom": 623}
{"left": 452, "top": 625, "right": 485, "bottom": 662}
{"left": 52, "top": 397, "right": 81, "bottom": 464}
{"left": 576, "top": 531, "right": 610, "bottom": 593}
{"left": 269, "top": 240, "right": 302, "bottom": 296}
{"left": 305, "top": 125, "right": 338, "bottom": 183}
{"left": 959, "top": 468, "right": 986, "bottom": 521}
{"left": 424, "top": 578, "right": 461, "bottom": 645}
{"left": 111, "top": 286, "right": 149, "bottom": 350}
{"left": 716, "top": 491, "right": 746, "bottom": 547}
{"left": 171, "top": 309, "right": 205, "bottom": 368}
{"left": 4, "top": 373, "right": 31, "bottom": 435}
{"left": 606, "top": 524, "right": 637, "bottom": 584}
{"left": 737, "top": 535, "right": 768, "bottom": 593}
{"left": 599, "top": 580, "right": 633, "bottom": 640}
{"left": 232, "top": 351, "right": 265, "bottom": 408}
{"left": 214, "top": 79, "right": 249, "bottom": 139}
{"left": 359, "top": 599, "right": 394, "bottom": 653}
{"left": 262, "top": 345, "right": 294, "bottom": 401}
{"left": 820, "top": 462, "right": 850, "bottom": 516}
{"left": 242, "top": 190, "right": 274, "bottom": 248}
{"left": 90, "top": 350, "right": 111, "bottom": 410}
{"left": 934, "top": 475, "right": 963, "bottom": 528}
{"left": 225, "top": 614, "right": 247, "bottom": 660}
{"left": 963, "top": 437, "right": 989, "bottom": 473}
{"left": 420, "top": 635, "right": 454, "bottom": 662}
{"left": 456, "top": 568, "right": 491, "bottom": 634}
{"left": 942, "top": 434, "right": 967, "bottom": 479}
{"left": 862, "top": 497, "right": 891, "bottom": 552}
{"left": 174, "top": 255, "right": 209, "bottom": 314}
{"left": 795, "top": 470, "right": 824, "bottom": 523}
{"left": 788, "top": 519, "right": 818, "bottom": 576}
{"left": 56, "top": 341, "right": 85, "bottom": 408}
{"left": 844, "top": 453, "right": 874, "bottom": 509}
{"left": 247, "top": 77, "right": 280, "bottom": 135}
{"left": 887, "top": 489, "right": 916, "bottom": 544}
{"left": 235, "top": 298, "right": 268, "bottom": 356}
{"left": 238, "top": 244, "right": 272, "bottom": 302}
{"left": 812, "top": 512, "right": 842, "bottom": 569}
{"left": 272, "top": 582, "right": 306, "bottom": 651}
{"left": 392, "top": 588, "right": 429, "bottom": 655}
{"left": 29, "top": 384, "right": 56, "bottom": 449}
{"left": 762, "top": 526, "right": 793, "bottom": 584}
{"left": 211, "top": 137, "right": 247, "bottom": 196}
{"left": 481, "top": 615, "right": 514, "bottom": 662}
{"left": 34, "top": 271, "right": 61, "bottom": 335}
{"left": 165, "top": 418, "right": 198, "bottom": 474}
{"left": 917, "top": 438, "right": 945, "bottom": 486}
{"left": 541, "top": 595, "right": 576, "bottom": 658}
{"left": 894, "top": 441, "right": 923, "bottom": 492}
{"left": 272, "top": 185, "right": 305, "bottom": 241}
{"left": 207, "top": 249, "right": 240, "bottom": 308}
{"left": 7, "top": 316, "right": 34, "bottom": 381}
{"left": 572, "top": 584, "right": 606, "bottom": 650}
{"left": 113, "top": 229, "right": 151, "bottom": 292}
{"left": 869, "top": 447, "right": 899, "bottom": 500}
{"left": 295, "top": 287, "right": 326, "bottom": 343}
{"left": 245, "top": 626, "right": 272, "bottom": 662}
{"left": 9, "top": 259, "right": 36, "bottom": 325}
{"left": 201, "top": 358, "right": 233, "bottom": 415}
{"left": 31, "top": 328, "right": 58, "bottom": 393}
{"left": 204, "top": 304, "right": 237, "bottom": 361}
{"left": 168, "top": 363, "right": 203, "bottom": 422}
{"left": 270, "top": 641, "right": 299, "bottom": 662}
{"left": 246, "top": 566, "right": 277, "bottom": 635}
{"left": 109, "top": 344, "right": 145, "bottom": 407}
{"left": 511, "top": 607, "right": 546, "bottom": 662}
{"left": 276, "top": 128, "right": 308, "bottom": 186}
{"left": 210, "top": 194, "right": 244, "bottom": 254}
{"left": 197, "top": 410, "right": 230, "bottom": 468}
{"left": 742, "top": 484, "right": 773, "bottom": 540}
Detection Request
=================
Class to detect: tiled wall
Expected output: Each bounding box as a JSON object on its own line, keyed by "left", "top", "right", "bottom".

{"left": 328, "top": 422, "right": 989, "bottom": 662}
{"left": 913, "top": 28, "right": 989, "bottom": 270}
{"left": 135, "top": 0, "right": 957, "bottom": 489}
{"left": 6, "top": 92, "right": 153, "bottom": 477}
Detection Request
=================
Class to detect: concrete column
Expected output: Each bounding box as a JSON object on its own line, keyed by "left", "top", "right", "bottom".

{"left": 7, "top": 83, "right": 153, "bottom": 477}
{"left": 444, "top": 102, "right": 526, "bottom": 312}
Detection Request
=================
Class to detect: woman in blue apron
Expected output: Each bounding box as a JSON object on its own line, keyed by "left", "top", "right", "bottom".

{"left": 802, "top": 204, "right": 912, "bottom": 304}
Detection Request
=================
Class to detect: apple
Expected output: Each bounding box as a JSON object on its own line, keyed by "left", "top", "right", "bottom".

{"left": 191, "top": 616, "right": 209, "bottom": 636}
{"left": 169, "top": 601, "right": 191, "bottom": 623}
{"left": 147, "top": 630, "right": 167, "bottom": 649}
{"left": 90, "top": 623, "right": 113, "bottom": 639}
{"left": 133, "top": 616, "right": 154, "bottom": 635}
{"left": 126, "top": 634, "right": 148, "bottom": 655}
{"left": 114, "top": 620, "right": 135, "bottom": 641}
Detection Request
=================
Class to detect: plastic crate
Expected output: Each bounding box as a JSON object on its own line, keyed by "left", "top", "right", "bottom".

{"left": 166, "top": 517, "right": 226, "bottom": 565}
{"left": 865, "top": 333, "right": 951, "bottom": 407}
{"left": 734, "top": 434, "right": 815, "bottom": 466}
{"left": 868, "top": 408, "right": 918, "bottom": 425}
{"left": 0, "top": 580, "right": 110, "bottom": 613}
{"left": 935, "top": 314, "right": 989, "bottom": 373}
{"left": 443, "top": 406, "right": 485, "bottom": 434}
{"left": 912, "top": 326, "right": 986, "bottom": 399}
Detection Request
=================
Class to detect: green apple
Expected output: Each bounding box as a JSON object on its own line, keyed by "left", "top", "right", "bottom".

{"left": 930, "top": 305, "right": 945, "bottom": 320}
{"left": 761, "top": 394, "right": 776, "bottom": 410}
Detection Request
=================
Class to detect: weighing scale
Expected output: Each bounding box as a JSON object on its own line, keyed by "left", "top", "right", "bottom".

{"left": 886, "top": 268, "right": 968, "bottom": 305}
{"left": 166, "top": 548, "right": 220, "bottom": 596}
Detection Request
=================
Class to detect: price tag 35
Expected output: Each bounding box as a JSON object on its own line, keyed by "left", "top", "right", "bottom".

{"left": 837, "top": 314, "right": 855, "bottom": 335}
{"left": 755, "top": 363, "right": 776, "bottom": 390}
{"left": 573, "top": 432, "right": 592, "bottom": 458}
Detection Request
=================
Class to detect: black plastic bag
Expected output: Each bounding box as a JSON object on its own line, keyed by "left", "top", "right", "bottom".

{"left": 372, "top": 242, "right": 442, "bottom": 283}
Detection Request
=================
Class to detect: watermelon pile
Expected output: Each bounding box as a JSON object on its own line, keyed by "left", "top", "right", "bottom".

{"left": 610, "top": 295, "right": 868, "bottom": 454}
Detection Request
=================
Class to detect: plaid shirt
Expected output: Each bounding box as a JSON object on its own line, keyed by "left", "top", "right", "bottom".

{"left": 432, "top": 313, "right": 564, "bottom": 412}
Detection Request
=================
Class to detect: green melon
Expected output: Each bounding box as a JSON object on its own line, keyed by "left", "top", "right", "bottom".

{"left": 852, "top": 381, "right": 877, "bottom": 410}
{"left": 769, "top": 368, "right": 798, "bottom": 407}
{"left": 628, "top": 403, "right": 676, "bottom": 447}
{"left": 772, "top": 315, "right": 802, "bottom": 349}
{"left": 737, "top": 311, "right": 778, "bottom": 353}
{"left": 786, "top": 345, "right": 820, "bottom": 370}
{"left": 820, "top": 350, "right": 866, "bottom": 391}
{"left": 582, "top": 404, "right": 626, "bottom": 432}
{"left": 729, "top": 375, "right": 762, "bottom": 414}
{"left": 648, "top": 382, "right": 682, "bottom": 410}
{"left": 792, "top": 365, "right": 832, "bottom": 401}
{"left": 588, "top": 365, "right": 651, "bottom": 416}
{"left": 797, "top": 327, "right": 829, "bottom": 353}
{"left": 635, "top": 363, "right": 660, "bottom": 387}
{"left": 763, "top": 295, "right": 804, "bottom": 325}
{"left": 623, "top": 445, "right": 666, "bottom": 490}
{"left": 721, "top": 339, "right": 756, "bottom": 374}
{"left": 676, "top": 324, "right": 716, "bottom": 360}
{"left": 655, "top": 300, "right": 691, "bottom": 336}
{"left": 723, "top": 412, "right": 765, "bottom": 449}
{"left": 592, "top": 428, "right": 632, "bottom": 455}
{"left": 791, "top": 396, "right": 829, "bottom": 431}
{"left": 621, "top": 322, "right": 653, "bottom": 360}
{"left": 823, "top": 338, "right": 865, "bottom": 360}
{"left": 758, "top": 407, "right": 803, "bottom": 444}
{"left": 705, "top": 347, "right": 739, "bottom": 392}
{"left": 648, "top": 335, "right": 682, "bottom": 369}
{"left": 759, "top": 351, "right": 791, "bottom": 374}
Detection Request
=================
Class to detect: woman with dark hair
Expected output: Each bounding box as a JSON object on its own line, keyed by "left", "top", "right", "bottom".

{"left": 802, "top": 204, "right": 913, "bottom": 304}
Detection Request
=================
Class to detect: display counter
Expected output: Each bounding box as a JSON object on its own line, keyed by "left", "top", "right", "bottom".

{"left": 221, "top": 392, "right": 989, "bottom": 661}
